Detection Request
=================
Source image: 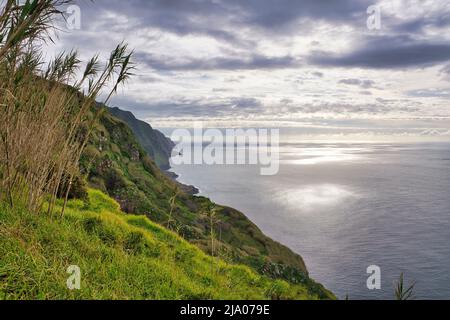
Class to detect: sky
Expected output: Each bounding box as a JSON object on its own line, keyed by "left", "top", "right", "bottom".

{"left": 46, "top": 0, "right": 450, "bottom": 140}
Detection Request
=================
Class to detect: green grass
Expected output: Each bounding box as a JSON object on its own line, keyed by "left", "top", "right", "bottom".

{"left": 0, "top": 189, "right": 332, "bottom": 300}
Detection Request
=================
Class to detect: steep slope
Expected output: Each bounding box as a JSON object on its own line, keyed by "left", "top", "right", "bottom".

{"left": 79, "top": 107, "right": 333, "bottom": 299}
{"left": 0, "top": 189, "right": 327, "bottom": 300}
{"left": 108, "top": 107, "right": 174, "bottom": 170}
{"left": 107, "top": 106, "right": 198, "bottom": 195}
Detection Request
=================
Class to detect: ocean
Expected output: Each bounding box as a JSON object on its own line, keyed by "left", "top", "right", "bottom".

{"left": 160, "top": 128, "right": 450, "bottom": 299}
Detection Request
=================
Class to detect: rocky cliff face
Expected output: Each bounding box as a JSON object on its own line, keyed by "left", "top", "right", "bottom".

{"left": 108, "top": 107, "right": 175, "bottom": 170}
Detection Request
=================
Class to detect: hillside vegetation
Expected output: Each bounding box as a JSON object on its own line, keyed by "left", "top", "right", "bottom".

{"left": 80, "top": 108, "right": 333, "bottom": 298}
{"left": 0, "top": 189, "right": 328, "bottom": 300}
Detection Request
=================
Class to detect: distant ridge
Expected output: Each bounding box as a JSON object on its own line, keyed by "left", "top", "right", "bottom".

{"left": 108, "top": 107, "right": 175, "bottom": 170}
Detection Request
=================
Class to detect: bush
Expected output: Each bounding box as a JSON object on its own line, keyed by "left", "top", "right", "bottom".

{"left": 58, "top": 173, "right": 88, "bottom": 201}
{"left": 104, "top": 168, "right": 127, "bottom": 191}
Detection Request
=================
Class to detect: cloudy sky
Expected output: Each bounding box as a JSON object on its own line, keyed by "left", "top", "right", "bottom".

{"left": 47, "top": 0, "right": 450, "bottom": 139}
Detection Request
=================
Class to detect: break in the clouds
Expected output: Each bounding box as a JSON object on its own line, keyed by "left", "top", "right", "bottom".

{"left": 46, "top": 0, "right": 450, "bottom": 138}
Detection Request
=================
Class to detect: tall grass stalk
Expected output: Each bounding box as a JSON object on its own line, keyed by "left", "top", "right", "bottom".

{"left": 0, "top": 0, "right": 134, "bottom": 216}
{"left": 394, "top": 273, "right": 416, "bottom": 301}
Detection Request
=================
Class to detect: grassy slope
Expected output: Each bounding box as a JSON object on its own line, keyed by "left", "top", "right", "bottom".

{"left": 0, "top": 189, "right": 329, "bottom": 300}
{"left": 79, "top": 109, "right": 333, "bottom": 298}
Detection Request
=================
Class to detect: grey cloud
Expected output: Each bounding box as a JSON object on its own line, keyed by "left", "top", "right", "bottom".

{"left": 73, "top": 0, "right": 373, "bottom": 51}
{"left": 137, "top": 75, "right": 160, "bottom": 83}
{"left": 228, "top": 0, "right": 372, "bottom": 29}
{"left": 420, "top": 129, "right": 450, "bottom": 136}
{"left": 71, "top": 1, "right": 450, "bottom": 72}
{"left": 80, "top": 0, "right": 372, "bottom": 30}
{"left": 439, "top": 64, "right": 450, "bottom": 79}
{"left": 135, "top": 52, "right": 301, "bottom": 71}
{"left": 390, "top": 12, "right": 450, "bottom": 35}
{"left": 212, "top": 88, "right": 233, "bottom": 93}
{"left": 224, "top": 76, "right": 246, "bottom": 83}
{"left": 110, "top": 95, "right": 264, "bottom": 118}
{"left": 287, "top": 102, "right": 390, "bottom": 115}
{"left": 287, "top": 99, "right": 423, "bottom": 116}
{"left": 407, "top": 88, "right": 450, "bottom": 99}
{"left": 339, "top": 79, "right": 375, "bottom": 89}
{"left": 311, "top": 71, "right": 324, "bottom": 78}
{"left": 376, "top": 98, "right": 399, "bottom": 104}
{"left": 280, "top": 98, "right": 294, "bottom": 105}
{"left": 310, "top": 36, "right": 450, "bottom": 69}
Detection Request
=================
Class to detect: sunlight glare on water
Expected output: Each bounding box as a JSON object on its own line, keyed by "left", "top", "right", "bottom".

{"left": 276, "top": 184, "right": 358, "bottom": 212}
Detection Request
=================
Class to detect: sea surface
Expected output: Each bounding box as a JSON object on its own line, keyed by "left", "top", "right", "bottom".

{"left": 160, "top": 129, "right": 450, "bottom": 299}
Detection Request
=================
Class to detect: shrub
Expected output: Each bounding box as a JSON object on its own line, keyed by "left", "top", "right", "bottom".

{"left": 266, "top": 280, "right": 290, "bottom": 300}
{"left": 58, "top": 173, "right": 88, "bottom": 201}
{"left": 104, "top": 168, "right": 127, "bottom": 191}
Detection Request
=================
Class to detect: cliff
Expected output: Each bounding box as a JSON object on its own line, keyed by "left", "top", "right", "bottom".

{"left": 78, "top": 106, "right": 333, "bottom": 299}
{"left": 108, "top": 107, "right": 175, "bottom": 170}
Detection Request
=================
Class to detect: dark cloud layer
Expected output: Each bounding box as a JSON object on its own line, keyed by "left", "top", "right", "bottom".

{"left": 135, "top": 52, "right": 300, "bottom": 71}
{"left": 72, "top": 1, "right": 450, "bottom": 71}
{"left": 54, "top": 1, "right": 450, "bottom": 122}
{"left": 110, "top": 95, "right": 264, "bottom": 118}
{"left": 310, "top": 36, "right": 450, "bottom": 69}
{"left": 225, "top": 0, "right": 371, "bottom": 29}
{"left": 78, "top": 0, "right": 372, "bottom": 34}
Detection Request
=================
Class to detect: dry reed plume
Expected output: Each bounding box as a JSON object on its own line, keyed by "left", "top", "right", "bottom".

{"left": 0, "top": 0, "right": 134, "bottom": 215}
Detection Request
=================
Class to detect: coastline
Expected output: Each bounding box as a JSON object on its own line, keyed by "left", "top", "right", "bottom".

{"left": 165, "top": 159, "right": 313, "bottom": 275}
{"left": 164, "top": 170, "right": 200, "bottom": 195}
